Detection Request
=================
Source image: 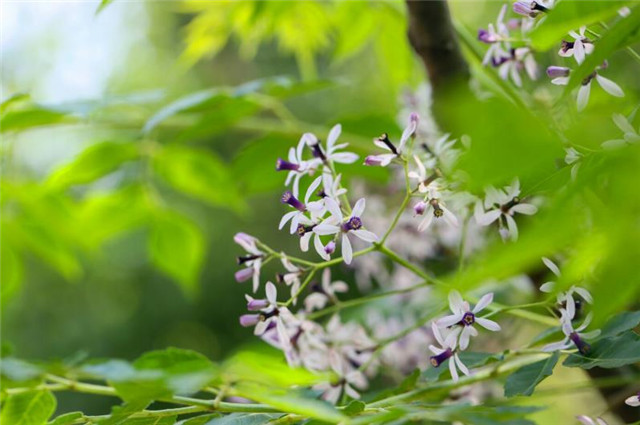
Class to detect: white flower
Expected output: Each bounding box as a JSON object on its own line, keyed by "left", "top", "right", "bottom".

{"left": 304, "top": 124, "right": 359, "bottom": 166}
{"left": 279, "top": 256, "right": 303, "bottom": 304}
{"left": 428, "top": 322, "right": 469, "bottom": 382}
{"left": 239, "top": 282, "right": 296, "bottom": 351}
{"left": 279, "top": 176, "right": 325, "bottom": 234}
{"left": 564, "top": 147, "right": 582, "bottom": 180}
{"left": 436, "top": 290, "right": 501, "bottom": 350}
{"left": 625, "top": 393, "right": 640, "bottom": 407}
{"left": 474, "top": 179, "right": 537, "bottom": 241}
{"left": 543, "top": 307, "right": 600, "bottom": 354}
{"left": 539, "top": 257, "right": 593, "bottom": 318}
{"left": 321, "top": 171, "right": 348, "bottom": 199}
{"left": 602, "top": 113, "right": 640, "bottom": 149}
{"left": 494, "top": 47, "right": 538, "bottom": 87}
{"left": 276, "top": 136, "right": 321, "bottom": 197}
{"left": 234, "top": 232, "right": 264, "bottom": 292}
{"left": 313, "top": 197, "right": 378, "bottom": 264}
{"left": 364, "top": 113, "right": 418, "bottom": 166}
{"left": 479, "top": 5, "right": 510, "bottom": 66}
{"left": 576, "top": 415, "right": 608, "bottom": 425}
{"left": 314, "top": 349, "right": 368, "bottom": 404}
{"left": 550, "top": 64, "right": 624, "bottom": 112}
{"left": 304, "top": 268, "right": 349, "bottom": 312}
{"left": 559, "top": 27, "right": 594, "bottom": 64}
{"left": 414, "top": 184, "right": 458, "bottom": 231}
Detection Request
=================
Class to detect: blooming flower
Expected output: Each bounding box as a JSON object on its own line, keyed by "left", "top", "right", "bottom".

{"left": 279, "top": 176, "right": 325, "bottom": 234}
{"left": 513, "top": 1, "right": 550, "bottom": 18}
{"left": 314, "top": 349, "right": 368, "bottom": 404}
{"left": 548, "top": 62, "right": 624, "bottom": 112}
{"left": 428, "top": 322, "right": 469, "bottom": 382}
{"left": 493, "top": 47, "right": 538, "bottom": 86}
{"left": 303, "top": 124, "right": 359, "bottom": 166}
{"left": 276, "top": 136, "right": 321, "bottom": 197}
{"left": 234, "top": 232, "right": 264, "bottom": 292}
{"left": 413, "top": 184, "right": 458, "bottom": 231}
{"left": 602, "top": 113, "right": 639, "bottom": 149}
{"left": 478, "top": 5, "right": 510, "bottom": 66}
{"left": 364, "top": 113, "right": 418, "bottom": 166}
{"left": 539, "top": 257, "right": 593, "bottom": 319}
{"left": 559, "top": 27, "right": 594, "bottom": 64}
{"left": 625, "top": 392, "right": 640, "bottom": 407}
{"left": 543, "top": 307, "right": 600, "bottom": 354}
{"left": 564, "top": 147, "right": 582, "bottom": 180}
{"left": 278, "top": 256, "right": 303, "bottom": 304}
{"left": 313, "top": 197, "right": 378, "bottom": 264}
{"left": 576, "top": 416, "right": 608, "bottom": 425}
{"left": 436, "top": 290, "right": 501, "bottom": 350}
{"left": 474, "top": 179, "right": 537, "bottom": 241}
{"left": 239, "top": 282, "right": 296, "bottom": 351}
{"left": 304, "top": 268, "right": 349, "bottom": 312}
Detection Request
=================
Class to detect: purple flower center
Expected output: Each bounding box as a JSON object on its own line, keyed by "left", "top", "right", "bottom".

{"left": 364, "top": 156, "right": 383, "bottom": 166}
{"left": 275, "top": 158, "right": 300, "bottom": 172}
{"left": 281, "top": 191, "right": 306, "bottom": 212}
{"left": 430, "top": 199, "right": 444, "bottom": 218}
{"left": 478, "top": 29, "right": 496, "bottom": 44}
{"left": 500, "top": 197, "right": 520, "bottom": 213}
{"left": 430, "top": 348, "right": 453, "bottom": 367}
{"left": 342, "top": 216, "right": 362, "bottom": 232}
{"left": 309, "top": 142, "right": 327, "bottom": 162}
{"left": 569, "top": 332, "right": 591, "bottom": 355}
{"left": 461, "top": 312, "right": 476, "bottom": 326}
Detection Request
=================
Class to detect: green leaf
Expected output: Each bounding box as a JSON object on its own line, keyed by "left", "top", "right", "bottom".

{"left": 563, "top": 331, "right": 640, "bottom": 369}
{"left": 598, "top": 311, "right": 640, "bottom": 339}
{"left": 148, "top": 210, "right": 205, "bottom": 294}
{"left": 47, "top": 141, "right": 139, "bottom": 189}
{"left": 98, "top": 401, "right": 150, "bottom": 425}
{"left": 96, "top": 0, "right": 114, "bottom": 15}
{"left": 563, "top": 6, "right": 640, "bottom": 94}
{"left": 0, "top": 390, "right": 56, "bottom": 425}
{"left": 236, "top": 384, "right": 345, "bottom": 424}
{"left": 153, "top": 145, "right": 245, "bottom": 213}
{"left": 133, "top": 348, "right": 218, "bottom": 395}
{"left": 530, "top": 1, "right": 631, "bottom": 50}
{"left": 0, "top": 107, "right": 73, "bottom": 133}
{"left": 204, "top": 414, "right": 277, "bottom": 425}
{"left": 504, "top": 352, "right": 559, "bottom": 397}
{"left": 47, "top": 412, "right": 84, "bottom": 425}
{"left": 0, "top": 243, "right": 23, "bottom": 304}
{"left": 342, "top": 400, "right": 366, "bottom": 416}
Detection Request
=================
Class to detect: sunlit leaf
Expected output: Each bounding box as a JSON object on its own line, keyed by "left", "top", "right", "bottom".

{"left": 47, "top": 412, "right": 84, "bottom": 425}
{"left": 152, "top": 145, "right": 245, "bottom": 213}
{"left": 0, "top": 107, "right": 74, "bottom": 133}
{"left": 0, "top": 390, "right": 56, "bottom": 425}
{"left": 46, "top": 141, "right": 139, "bottom": 189}
{"left": 148, "top": 210, "right": 205, "bottom": 294}
{"left": 98, "top": 401, "right": 150, "bottom": 425}
{"left": 203, "top": 413, "right": 278, "bottom": 425}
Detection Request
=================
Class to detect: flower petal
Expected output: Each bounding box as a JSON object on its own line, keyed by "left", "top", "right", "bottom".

{"left": 448, "top": 290, "right": 466, "bottom": 314}
{"left": 542, "top": 257, "right": 561, "bottom": 276}
{"left": 577, "top": 83, "right": 591, "bottom": 112}
{"left": 436, "top": 313, "right": 464, "bottom": 328}
{"left": 511, "top": 203, "right": 537, "bottom": 215}
{"left": 352, "top": 198, "right": 366, "bottom": 218}
{"left": 327, "top": 124, "right": 341, "bottom": 150}
{"left": 596, "top": 75, "right": 624, "bottom": 97}
{"left": 266, "top": 282, "right": 277, "bottom": 304}
{"left": 342, "top": 233, "right": 353, "bottom": 265}
{"left": 352, "top": 229, "right": 378, "bottom": 243}
{"left": 473, "top": 293, "right": 494, "bottom": 313}
{"left": 475, "top": 317, "right": 501, "bottom": 331}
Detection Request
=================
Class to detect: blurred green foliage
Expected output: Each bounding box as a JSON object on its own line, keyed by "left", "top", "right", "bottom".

{"left": 1, "top": 0, "right": 640, "bottom": 421}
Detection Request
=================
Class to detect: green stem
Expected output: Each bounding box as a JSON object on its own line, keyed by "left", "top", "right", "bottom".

{"left": 284, "top": 268, "right": 317, "bottom": 307}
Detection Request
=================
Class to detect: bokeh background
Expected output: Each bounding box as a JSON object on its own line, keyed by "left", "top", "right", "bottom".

{"left": 2, "top": 1, "right": 639, "bottom": 421}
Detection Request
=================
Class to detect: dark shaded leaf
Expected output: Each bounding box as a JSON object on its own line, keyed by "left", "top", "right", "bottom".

{"left": 504, "top": 352, "right": 559, "bottom": 397}
{"left": 597, "top": 311, "right": 640, "bottom": 340}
